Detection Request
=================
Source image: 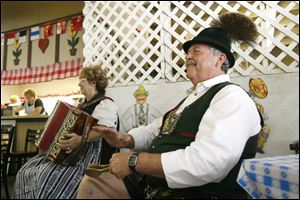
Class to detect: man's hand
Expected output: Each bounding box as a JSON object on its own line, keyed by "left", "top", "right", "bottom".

{"left": 109, "top": 152, "right": 132, "bottom": 179}
{"left": 57, "top": 133, "right": 82, "bottom": 153}
{"left": 109, "top": 152, "right": 165, "bottom": 179}
{"left": 92, "top": 126, "right": 134, "bottom": 148}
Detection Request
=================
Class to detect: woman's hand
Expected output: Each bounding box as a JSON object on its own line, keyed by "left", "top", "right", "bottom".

{"left": 57, "top": 133, "right": 82, "bottom": 153}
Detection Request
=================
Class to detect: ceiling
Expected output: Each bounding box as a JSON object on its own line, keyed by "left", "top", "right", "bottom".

{"left": 1, "top": 1, "right": 84, "bottom": 32}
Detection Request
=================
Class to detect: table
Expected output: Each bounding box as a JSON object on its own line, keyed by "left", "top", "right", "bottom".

{"left": 1, "top": 115, "right": 48, "bottom": 151}
{"left": 237, "top": 154, "right": 299, "bottom": 199}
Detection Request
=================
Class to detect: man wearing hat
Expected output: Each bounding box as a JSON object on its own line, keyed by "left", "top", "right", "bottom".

{"left": 77, "top": 12, "right": 261, "bottom": 199}
{"left": 121, "top": 86, "right": 162, "bottom": 132}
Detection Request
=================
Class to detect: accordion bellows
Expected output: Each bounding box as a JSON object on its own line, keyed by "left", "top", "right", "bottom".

{"left": 38, "top": 100, "right": 98, "bottom": 165}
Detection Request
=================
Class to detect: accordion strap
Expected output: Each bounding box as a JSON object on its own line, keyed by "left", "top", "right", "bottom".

{"left": 81, "top": 114, "right": 94, "bottom": 144}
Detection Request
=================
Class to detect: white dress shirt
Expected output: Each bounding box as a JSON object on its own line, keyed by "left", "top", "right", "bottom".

{"left": 92, "top": 98, "right": 119, "bottom": 129}
{"left": 129, "top": 74, "right": 261, "bottom": 189}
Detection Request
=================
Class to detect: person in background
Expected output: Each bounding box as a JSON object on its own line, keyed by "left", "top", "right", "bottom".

{"left": 77, "top": 12, "right": 261, "bottom": 199}
{"left": 8, "top": 95, "right": 22, "bottom": 115}
{"left": 15, "top": 89, "right": 46, "bottom": 116}
{"left": 9, "top": 95, "right": 21, "bottom": 105}
{"left": 12, "top": 65, "right": 119, "bottom": 199}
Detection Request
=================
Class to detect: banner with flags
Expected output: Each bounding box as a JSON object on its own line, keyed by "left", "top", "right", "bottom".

{"left": 44, "top": 23, "right": 53, "bottom": 37}
{"left": 56, "top": 20, "right": 67, "bottom": 34}
{"left": 6, "top": 32, "right": 16, "bottom": 45}
{"left": 16, "top": 30, "right": 27, "bottom": 44}
{"left": 71, "top": 16, "right": 83, "bottom": 32}
{"left": 31, "top": 26, "right": 40, "bottom": 41}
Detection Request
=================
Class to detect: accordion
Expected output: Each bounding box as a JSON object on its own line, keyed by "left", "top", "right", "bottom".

{"left": 38, "top": 100, "right": 98, "bottom": 165}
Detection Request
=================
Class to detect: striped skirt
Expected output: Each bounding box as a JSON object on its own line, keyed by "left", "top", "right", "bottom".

{"left": 12, "top": 141, "right": 103, "bottom": 199}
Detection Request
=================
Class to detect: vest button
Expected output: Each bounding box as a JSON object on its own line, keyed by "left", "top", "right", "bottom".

{"left": 158, "top": 135, "right": 162, "bottom": 138}
{"left": 152, "top": 145, "right": 155, "bottom": 149}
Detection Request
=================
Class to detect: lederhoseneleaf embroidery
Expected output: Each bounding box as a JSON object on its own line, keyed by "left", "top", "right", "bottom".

{"left": 161, "top": 110, "right": 181, "bottom": 135}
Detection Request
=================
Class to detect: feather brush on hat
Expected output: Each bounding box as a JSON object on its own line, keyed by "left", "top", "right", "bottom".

{"left": 211, "top": 12, "right": 258, "bottom": 45}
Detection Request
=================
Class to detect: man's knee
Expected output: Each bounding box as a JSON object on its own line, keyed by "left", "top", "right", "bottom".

{"left": 77, "top": 175, "right": 96, "bottom": 199}
{"left": 77, "top": 173, "right": 130, "bottom": 199}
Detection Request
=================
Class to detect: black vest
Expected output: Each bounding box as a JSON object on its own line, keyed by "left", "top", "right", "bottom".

{"left": 79, "top": 92, "right": 119, "bottom": 164}
{"left": 146, "top": 82, "right": 258, "bottom": 198}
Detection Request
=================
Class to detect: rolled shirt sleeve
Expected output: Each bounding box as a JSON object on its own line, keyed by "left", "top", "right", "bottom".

{"left": 92, "top": 98, "right": 119, "bottom": 129}
{"left": 161, "top": 85, "right": 261, "bottom": 188}
{"left": 129, "top": 117, "right": 162, "bottom": 151}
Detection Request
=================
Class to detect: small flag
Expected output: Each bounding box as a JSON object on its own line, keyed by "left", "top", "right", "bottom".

{"left": 71, "top": 16, "right": 83, "bottom": 32}
{"left": 16, "top": 30, "right": 27, "bottom": 44}
{"left": 44, "top": 23, "right": 53, "bottom": 37}
{"left": 1, "top": 33, "right": 4, "bottom": 46}
{"left": 31, "top": 26, "right": 40, "bottom": 41}
{"left": 6, "top": 32, "right": 15, "bottom": 45}
{"left": 56, "top": 20, "right": 67, "bottom": 34}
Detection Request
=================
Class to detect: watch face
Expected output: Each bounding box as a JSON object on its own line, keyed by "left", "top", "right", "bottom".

{"left": 128, "top": 155, "right": 138, "bottom": 166}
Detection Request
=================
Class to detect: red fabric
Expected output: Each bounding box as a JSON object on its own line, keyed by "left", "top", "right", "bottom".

{"left": 44, "top": 23, "right": 53, "bottom": 37}
{"left": 71, "top": 16, "right": 83, "bottom": 31}
{"left": 180, "top": 132, "right": 196, "bottom": 138}
{"left": 6, "top": 32, "right": 15, "bottom": 39}
{"left": 56, "top": 20, "right": 67, "bottom": 34}
{"left": 1, "top": 58, "right": 84, "bottom": 85}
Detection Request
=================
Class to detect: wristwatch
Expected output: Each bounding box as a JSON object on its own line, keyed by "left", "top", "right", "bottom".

{"left": 128, "top": 152, "right": 140, "bottom": 172}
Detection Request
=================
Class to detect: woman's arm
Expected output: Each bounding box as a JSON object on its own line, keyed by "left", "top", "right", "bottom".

{"left": 27, "top": 106, "right": 42, "bottom": 116}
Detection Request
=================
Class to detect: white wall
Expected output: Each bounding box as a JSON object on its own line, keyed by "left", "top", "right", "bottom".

{"left": 106, "top": 73, "right": 299, "bottom": 157}
{"left": 1, "top": 72, "right": 299, "bottom": 157}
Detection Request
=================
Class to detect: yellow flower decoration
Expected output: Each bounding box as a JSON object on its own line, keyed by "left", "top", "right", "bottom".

{"left": 14, "top": 39, "right": 21, "bottom": 49}
{"left": 13, "top": 39, "right": 22, "bottom": 61}
{"left": 67, "top": 27, "right": 79, "bottom": 56}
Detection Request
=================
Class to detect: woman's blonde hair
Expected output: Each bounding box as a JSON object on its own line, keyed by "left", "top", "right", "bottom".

{"left": 10, "top": 95, "right": 20, "bottom": 103}
{"left": 23, "top": 88, "right": 37, "bottom": 98}
{"left": 79, "top": 65, "right": 108, "bottom": 94}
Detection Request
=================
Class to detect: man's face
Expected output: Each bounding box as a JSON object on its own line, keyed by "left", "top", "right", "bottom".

{"left": 135, "top": 94, "right": 147, "bottom": 105}
{"left": 185, "top": 44, "right": 225, "bottom": 85}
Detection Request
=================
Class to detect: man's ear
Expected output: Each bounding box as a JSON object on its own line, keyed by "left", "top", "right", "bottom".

{"left": 216, "top": 53, "right": 227, "bottom": 68}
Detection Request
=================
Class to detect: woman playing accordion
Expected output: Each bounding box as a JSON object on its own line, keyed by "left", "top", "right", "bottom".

{"left": 13, "top": 65, "right": 119, "bottom": 199}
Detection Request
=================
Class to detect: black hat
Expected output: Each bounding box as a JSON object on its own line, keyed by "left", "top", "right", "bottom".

{"left": 183, "top": 27, "right": 235, "bottom": 68}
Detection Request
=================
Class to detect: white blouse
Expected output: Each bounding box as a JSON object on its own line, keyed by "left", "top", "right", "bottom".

{"left": 92, "top": 98, "right": 119, "bottom": 129}
{"left": 129, "top": 74, "right": 261, "bottom": 189}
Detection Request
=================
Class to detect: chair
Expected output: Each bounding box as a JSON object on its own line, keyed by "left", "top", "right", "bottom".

{"left": 11, "top": 128, "right": 43, "bottom": 171}
{"left": 1, "top": 124, "right": 15, "bottom": 199}
{"left": 1, "top": 126, "right": 42, "bottom": 199}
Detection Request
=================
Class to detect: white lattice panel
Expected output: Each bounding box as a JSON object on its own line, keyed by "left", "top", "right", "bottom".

{"left": 83, "top": 1, "right": 299, "bottom": 86}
